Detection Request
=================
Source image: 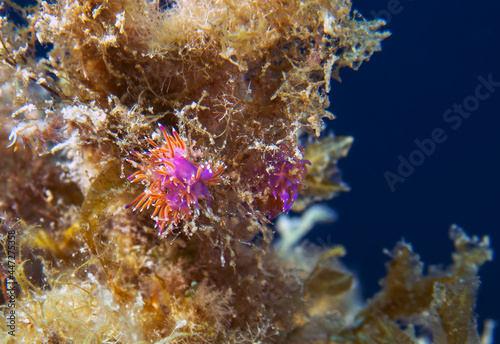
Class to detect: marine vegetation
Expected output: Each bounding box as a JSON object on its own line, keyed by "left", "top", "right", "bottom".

{"left": 0, "top": 0, "right": 493, "bottom": 343}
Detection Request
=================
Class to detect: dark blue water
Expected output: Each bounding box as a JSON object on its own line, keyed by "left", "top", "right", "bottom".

{"left": 315, "top": 0, "right": 500, "bottom": 337}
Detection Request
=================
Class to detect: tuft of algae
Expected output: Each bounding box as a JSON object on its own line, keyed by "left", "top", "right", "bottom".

{"left": 0, "top": 0, "right": 493, "bottom": 343}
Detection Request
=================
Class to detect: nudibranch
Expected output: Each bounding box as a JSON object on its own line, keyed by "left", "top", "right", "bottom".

{"left": 8, "top": 118, "right": 64, "bottom": 152}
{"left": 124, "top": 124, "right": 225, "bottom": 235}
{"left": 267, "top": 159, "right": 310, "bottom": 219}
{"left": 256, "top": 145, "right": 310, "bottom": 219}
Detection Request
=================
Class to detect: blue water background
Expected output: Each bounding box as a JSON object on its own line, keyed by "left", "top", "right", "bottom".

{"left": 314, "top": 0, "right": 500, "bottom": 337}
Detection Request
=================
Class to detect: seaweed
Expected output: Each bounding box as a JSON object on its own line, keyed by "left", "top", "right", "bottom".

{"left": 0, "top": 0, "right": 492, "bottom": 343}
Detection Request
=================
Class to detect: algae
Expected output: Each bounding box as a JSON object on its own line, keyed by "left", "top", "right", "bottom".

{"left": 0, "top": 0, "right": 493, "bottom": 343}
